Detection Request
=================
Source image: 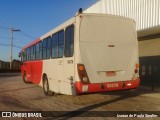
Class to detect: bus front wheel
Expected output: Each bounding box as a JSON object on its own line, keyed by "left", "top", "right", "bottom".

{"left": 43, "top": 75, "right": 54, "bottom": 96}
{"left": 23, "top": 72, "right": 30, "bottom": 84}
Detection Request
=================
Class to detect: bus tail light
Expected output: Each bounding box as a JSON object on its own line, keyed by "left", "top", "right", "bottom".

{"left": 136, "top": 63, "right": 139, "bottom": 68}
{"left": 135, "top": 69, "right": 138, "bottom": 73}
{"left": 77, "top": 64, "right": 90, "bottom": 84}
{"left": 135, "top": 63, "right": 139, "bottom": 73}
{"left": 133, "top": 63, "right": 139, "bottom": 80}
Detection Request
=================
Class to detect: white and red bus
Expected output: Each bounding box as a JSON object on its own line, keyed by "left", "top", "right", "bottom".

{"left": 21, "top": 13, "right": 140, "bottom": 95}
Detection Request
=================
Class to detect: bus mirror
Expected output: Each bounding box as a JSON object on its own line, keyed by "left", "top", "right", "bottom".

{"left": 18, "top": 51, "right": 22, "bottom": 58}
{"left": 18, "top": 51, "right": 25, "bottom": 62}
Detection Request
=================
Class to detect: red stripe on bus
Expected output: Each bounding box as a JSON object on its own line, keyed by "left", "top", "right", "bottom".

{"left": 23, "top": 38, "right": 41, "bottom": 50}
{"left": 75, "top": 78, "right": 140, "bottom": 95}
{"left": 21, "top": 60, "right": 43, "bottom": 84}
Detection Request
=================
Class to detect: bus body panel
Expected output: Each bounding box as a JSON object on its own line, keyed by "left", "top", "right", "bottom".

{"left": 79, "top": 15, "right": 139, "bottom": 84}
{"left": 21, "top": 38, "right": 43, "bottom": 84}
{"left": 21, "top": 61, "right": 43, "bottom": 84}
{"left": 43, "top": 59, "right": 61, "bottom": 93}
{"left": 42, "top": 58, "right": 75, "bottom": 95}
{"left": 40, "top": 20, "right": 76, "bottom": 95}
{"left": 63, "top": 57, "right": 75, "bottom": 95}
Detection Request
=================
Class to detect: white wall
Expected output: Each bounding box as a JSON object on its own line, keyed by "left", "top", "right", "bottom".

{"left": 84, "top": 0, "right": 160, "bottom": 30}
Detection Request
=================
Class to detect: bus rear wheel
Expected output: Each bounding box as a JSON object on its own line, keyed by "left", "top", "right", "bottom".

{"left": 43, "top": 75, "right": 54, "bottom": 96}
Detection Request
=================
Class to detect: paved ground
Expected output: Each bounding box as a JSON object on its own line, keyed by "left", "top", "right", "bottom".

{"left": 0, "top": 73, "right": 159, "bottom": 120}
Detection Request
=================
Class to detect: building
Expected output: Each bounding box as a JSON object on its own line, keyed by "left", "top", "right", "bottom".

{"left": 84, "top": 0, "right": 160, "bottom": 90}
{"left": 0, "top": 60, "right": 5, "bottom": 69}
{"left": 0, "top": 60, "right": 21, "bottom": 70}
{"left": 84, "top": 0, "right": 160, "bottom": 30}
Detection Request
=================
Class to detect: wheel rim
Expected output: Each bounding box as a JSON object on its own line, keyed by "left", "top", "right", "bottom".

{"left": 24, "top": 75, "right": 27, "bottom": 82}
{"left": 23, "top": 74, "right": 28, "bottom": 83}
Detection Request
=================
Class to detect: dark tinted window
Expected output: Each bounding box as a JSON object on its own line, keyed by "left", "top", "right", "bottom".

{"left": 51, "top": 33, "right": 58, "bottom": 58}
{"left": 65, "top": 25, "right": 74, "bottom": 57}
{"left": 27, "top": 47, "right": 31, "bottom": 61}
{"left": 30, "top": 46, "right": 33, "bottom": 60}
{"left": 31, "top": 45, "right": 36, "bottom": 60}
{"left": 39, "top": 41, "right": 42, "bottom": 59}
{"left": 47, "top": 37, "right": 51, "bottom": 59}
{"left": 51, "top": 30, "right": 64, "bottom": 58}
{"left": 36, "top": 42, "right": 40, "bottom": 60}
{"left": 42, "top": 39, "right": 47, "bottom": 59}
{"left": 58, "top": 30, "right": 64, "bottom": 58}
{"left": 24, "top": 49, "right": 27, "bottom": 61}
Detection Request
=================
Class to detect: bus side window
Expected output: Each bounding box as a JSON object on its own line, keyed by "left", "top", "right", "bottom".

{"left": 26, "top": 48, "right": 28, "bottom": 61}
{"left": 31, "top": 45, "right": 36, "bottom": 60}
{"left": 52, "top": 33, "right": 58, "bottom": 58}
{"left": 47, "top": 37, "right": 51, "bottom": 59}
{"left": 39, "top": 41, "right": 42, "bottom": 59}
{"left": 36, "top": 42, "right": 40, "bottom": 59}
{"left": 58, "top": 30, "right": 64, "bottom": 58}
{"left": 31, "top": 45, "right": 33, "bottom": 60}
{"left": 27, "top": 47, "right": 31, "bottom": 61}
{"left": 33, "top": 44, "right": 36, "bottom": 60}
{"left": 24, "top": 49, "right": 27, "bottom": 61}
{"left": 65, "top": 24, "right": 74, "bottom": 57}
{"left": 42, "top": 39, "right": 47, "bottom": 59}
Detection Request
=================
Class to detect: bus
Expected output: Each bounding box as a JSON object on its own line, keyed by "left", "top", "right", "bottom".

{"left": 21, "top": 12, "right": 140, "bottom": 96}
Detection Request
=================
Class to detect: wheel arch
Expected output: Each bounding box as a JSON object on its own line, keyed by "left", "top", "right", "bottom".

{"left": 42, "top": 73, "right": 54, "bottom": 96}
{"left": 42, "top": 73, "right": 47, "bottom": 83}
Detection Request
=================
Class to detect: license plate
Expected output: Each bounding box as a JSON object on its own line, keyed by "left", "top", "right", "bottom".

{"left": 106, "top": 71, "right": 116, "bottom": 76}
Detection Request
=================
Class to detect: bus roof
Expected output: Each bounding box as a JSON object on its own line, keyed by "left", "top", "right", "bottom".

{"left": 22, "top": 13, "right": 134, "bottom": 50}
{"left": 22, "top": 38, "right": 40, "bottom": 50}
{"left": 40, "top": 17, "right": 75, "bottom": 40}
{"left": 22, "top": 17, "right": 75, "bottom": 50}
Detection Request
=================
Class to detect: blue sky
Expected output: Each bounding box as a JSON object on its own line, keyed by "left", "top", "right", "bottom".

{"left": 0, "top": 0, "right": 97, "bottom": 61}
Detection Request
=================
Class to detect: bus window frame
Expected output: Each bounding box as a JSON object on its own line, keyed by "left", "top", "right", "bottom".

{"left": 39, "top": 41, "right": 43, "bottom": 60}
{"left": 46, "top": 36, "right": 51, "bottom": 59}
{"left": 58, "top": 30, "right": 64, "bottom": 58}
{"left": 51, "top": 32, "right": 58, "bottom": 58}
{"left": 51, "top": 29, "right": 64, "bottom": 59}
{"left": 23, "top": 49, "right": 27, "bottom": 61}
{"left": 30, "top": 44, "right": 36, "bottom": 61}
{"left": 27, "top": 47, "right": 31, "bottom": 61}
{"left": 64, "top": 24, "right": 74, "bottom": 57}
{"left": 35, "top": 42, "right": 40, "bottom": 60}
{"left": 42, "top": 38, "right": 47, "bottom": 60}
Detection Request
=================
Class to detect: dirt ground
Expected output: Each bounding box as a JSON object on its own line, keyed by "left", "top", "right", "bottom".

{"left": 0, "top": 73, "right": 159, "bottom": 120}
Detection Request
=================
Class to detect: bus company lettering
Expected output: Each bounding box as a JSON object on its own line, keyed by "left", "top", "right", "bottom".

{"left": 107, "top": 83, "right": 118, "bottom": 88}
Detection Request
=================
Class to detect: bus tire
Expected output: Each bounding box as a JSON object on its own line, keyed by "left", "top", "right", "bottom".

{"left": 43, "top": 75, "right": 54, "bottom": 96}
{"left": 23, "top": 72, "right": 30, "bottom": 84}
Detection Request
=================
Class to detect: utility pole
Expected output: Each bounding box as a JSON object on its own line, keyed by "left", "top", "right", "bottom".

{"left": 10, "top": 28, "right": 20, "bottom": 69}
